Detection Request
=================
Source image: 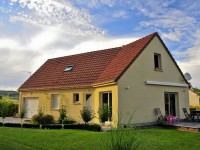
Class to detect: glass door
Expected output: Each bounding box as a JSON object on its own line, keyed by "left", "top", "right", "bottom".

{"left": 165, "top": 93, "right": 177, "bottom": 116}
{"left": 102, "top": 92, "right": 112, "bottom": 121}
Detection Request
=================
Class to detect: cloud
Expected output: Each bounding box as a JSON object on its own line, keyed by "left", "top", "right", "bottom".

{"left": 173, "top": 29, "right": 200, "bottom": 87}
{"left": 0, "top": 47, "right": 40, "bottom": 90}
{"left": 1, "top": 0, "right": 200, "bottom": 90}
{"left": 0, "top": 38, "right": 19, "bottom": 49}
{"left": 0, "top": 0, "right": 108, "bottom": 90}
{"left": 72, "top": 0, "right": 116, "bottom": 8}
{"left": 68, "top": 36, "right": 137, "bottom": 55}
{"left": 124, "top": 0, "right": 200, "bottom": 88}
{"left": 0, "top": 0, "right": 138, "bottom": 90}
{"left": 7, "top": 0, "right": 106, "bottom": 36}
{"left": 162, "top": 32, "right": 182, "bottom": 42}
{"left": 112, "top": 10, "right": 127, "bottom": 19}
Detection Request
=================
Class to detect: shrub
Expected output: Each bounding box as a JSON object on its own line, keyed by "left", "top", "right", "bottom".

{"left": 98, "top": 104, "right": 111, "bottom": 123}
{"left": 19, "top": 108, "right": 26, "bottom": 125}
{"left": 0, "top": 102, "right": 9, "bottom": 124}
{"left": 42, "top": 115, "right": 54, "bottom": 124}
{"left": 8, "top": 102, "right": 18, "bottom": 116}
{"left": 32, "top": 114, "right": 43, "bottom": 124}
{"left": 0, "top": 97, "right": 18, "bottom": 117}
{"left": 22, "top": 124, "right": 40, "bottom": 129}
{"left": 80, "top": 107, "right": 95, "bottom": 124}
{"left": 4, "top": 123, "right": 21, "bottom": 127}
{"left": 0, "top": 122, "right": 3, "bottom": 126}
{"left": 64, "top": 124, "right": 84, "bottom": 130}
{"left": 32, "top": 114, "right": 54, "bottom": 124}
{"left": 58, "top": 117, "right": 76, "bottom": 124}
{"left": 64, "top": 124, "right": 101, "bottom": 132}
{"left": 42, "top": 124, "right": 62, "bottom": 129}
{"left": 84, "top": 124, "right": 101, "bottom": 132}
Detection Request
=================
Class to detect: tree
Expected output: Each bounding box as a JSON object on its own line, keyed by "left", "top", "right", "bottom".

{"left": 19, "top": 108, "right": 26, "bottom": 127}
{"left": 193, "top": 87, "right": 200, "bottom": 93}
{"left": 80, "top": 107, "right": 95, "bottom": 124}
{"left": 98, "top": 104, "right": 112, "bottom": 123}
{"left": 59, "top": 105, "right": 67, "bottom": 125}
{"left": 0, "top": 103, "right": 9, "bottom": 125}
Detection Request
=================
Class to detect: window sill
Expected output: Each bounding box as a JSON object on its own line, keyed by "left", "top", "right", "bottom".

{"left": 154, "top": 68, "right": 163, "bottom": 72}
{"left": 73, "top": 102, "right": 81, "bottom": 105}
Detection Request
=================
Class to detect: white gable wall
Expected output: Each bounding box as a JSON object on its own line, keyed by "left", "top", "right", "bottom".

{"left": 118, "top": 36, "right": 189, "bottom": 125}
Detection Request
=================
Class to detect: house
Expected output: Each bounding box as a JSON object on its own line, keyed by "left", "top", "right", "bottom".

{"left": 189, "top": 89, "right": 200, "bottom": 105}
{"left": 18, "top": 32, "right": 189, "bottom": 126}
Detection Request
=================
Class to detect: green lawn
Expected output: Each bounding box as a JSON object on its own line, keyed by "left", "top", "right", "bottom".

{"left": 0, "top": 127, "right": 200, "bottom": 150}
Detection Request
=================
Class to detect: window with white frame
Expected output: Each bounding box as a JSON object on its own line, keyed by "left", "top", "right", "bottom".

{"left": 154, "top": 53, "right": 162, "bottom": 70}
{"left": 73, "top": 93, "right": 79, "bottom": 103}
{"left": 51, "top": 94, "right": 59, "bottom": 109}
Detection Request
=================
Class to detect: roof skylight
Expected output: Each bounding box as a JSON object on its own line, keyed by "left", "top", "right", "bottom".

{"left": 64, "top": 65, "right": 74, "bottom": 72}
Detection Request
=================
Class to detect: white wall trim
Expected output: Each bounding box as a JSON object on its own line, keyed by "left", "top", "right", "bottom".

{"left": 146, "top": 81, "right": 188, "bottom": 88}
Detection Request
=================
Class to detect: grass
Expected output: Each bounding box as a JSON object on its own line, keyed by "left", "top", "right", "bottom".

{"left": 0, "top": 127, "right": 200, "bottom": 150}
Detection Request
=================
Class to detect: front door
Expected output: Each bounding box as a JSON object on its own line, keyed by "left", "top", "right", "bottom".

{"left": 164, "top": 93, "right": 177, "bottom": 116}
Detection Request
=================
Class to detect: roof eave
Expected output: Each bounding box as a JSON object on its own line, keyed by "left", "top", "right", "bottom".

{"left": 18, "top": 85, "right": 93, "bottom": 92}
{"left": 92, "top": 81, "right": 117, "bottom": 87}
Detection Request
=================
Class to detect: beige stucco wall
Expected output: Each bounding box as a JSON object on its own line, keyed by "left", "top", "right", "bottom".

{"left": 189, "top": 90, "right": 200, "bottom": 105}
{"left": 118, "top": 36, "right": 189, "bottom": 125}
{"left": 19, "top": 84, "right": 118, "bottom": 125}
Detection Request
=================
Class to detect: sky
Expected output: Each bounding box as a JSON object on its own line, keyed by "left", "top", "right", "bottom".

{"left": 0, "top": 0, "right": 200, "bottom": 90}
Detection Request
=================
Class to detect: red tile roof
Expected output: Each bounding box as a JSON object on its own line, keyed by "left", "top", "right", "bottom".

{"left": 19, "top": 32, "right": 157, "bottom": 90}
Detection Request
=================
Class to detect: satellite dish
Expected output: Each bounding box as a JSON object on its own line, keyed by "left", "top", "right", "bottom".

{"left": 184, "top": 72, "right": 192, "bottom": 81}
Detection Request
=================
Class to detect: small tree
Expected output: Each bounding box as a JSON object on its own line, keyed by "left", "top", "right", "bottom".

{"left": 98, "top": 104, "right": 111, "bottom": 123}
{"left": 0, "top": 103, "right": 9, "bottom": 125}
{"left": 80, "top": 107, "right": 95, "bottom": 124}
{"left": 19, "top": 108, "right": 26, "bottom": 127}
{"left": 59, "top": 105, "right": 67, "bottom": 125}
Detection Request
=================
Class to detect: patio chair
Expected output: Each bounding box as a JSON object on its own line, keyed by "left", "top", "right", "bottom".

{"left": 155, "top": 108, "right": 165, "bottom": 123}
{"left": 190, "top": 108, "right": 200, "bottom": 121}
{"left": 182, "top": 108, "right": 193, "bottom": 121}
{"left": 190, "top": 108, "right": 196, "bottom": 117}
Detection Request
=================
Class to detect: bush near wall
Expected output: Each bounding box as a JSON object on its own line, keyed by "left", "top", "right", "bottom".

{"left": 0, "top": 122, "right": 3, "bottom": 126}
{"left": 0, "top": 100, "right": 18, "bottom": 117}
{"left": 32, "top": 114, "right": 54, "bottom": 124}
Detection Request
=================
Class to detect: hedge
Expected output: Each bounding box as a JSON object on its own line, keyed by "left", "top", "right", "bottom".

{"left": 0, "top": 100, "right": 18, "bottom": 117}
{"left": 0, "top": 123, "right": 101, "bottom": 132}
{"left": 22, "top": 124, "right": 40, "bottom": 129}
{"left": 42, "top": 124, "right": 62, "bottom": 129}
{"left": 4, "top": 123, "right": 21, "bottom": 127}
{"left": 64, "top": 124, "right": 101, "bottom": 132}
